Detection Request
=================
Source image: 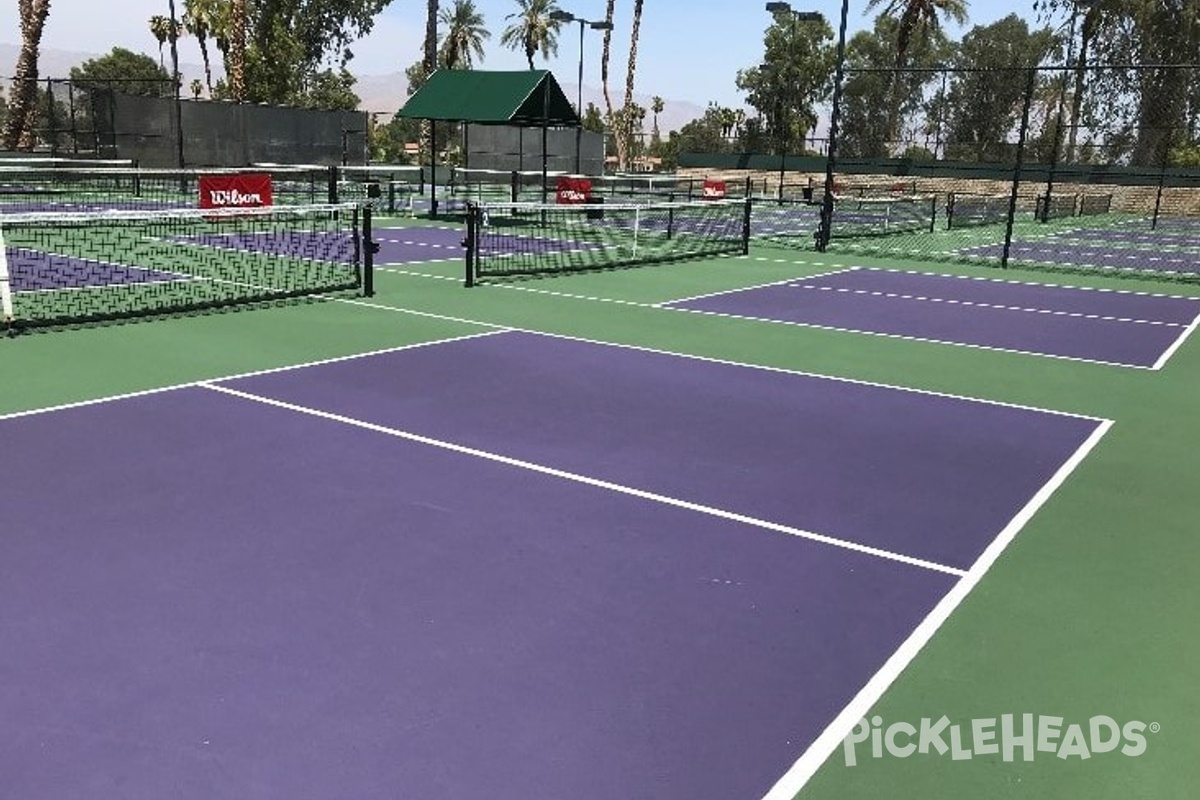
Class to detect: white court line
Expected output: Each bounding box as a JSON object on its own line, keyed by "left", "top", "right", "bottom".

{"left": 760, "top": 419, "right": 1112, "bottom": 800}
{"left": 791, "top": 284, "right": 1187, "bottom": 327}
{"left": 663, "top": 302, "right": 1154, "bottom": 370}
{"left": 1152, "top": 311, "right": 1200, "bottom": 370}
{"left": 374, "top": 266, "right": 1191, "bottom": 370}
{"left": 0, "top": 329, "right": 509, "bottom": 423}
{"left": 654, "top": 266, "right": 858, "bottom": 307}
{"left": 199, "top": 381, "right": 967, "bottom": 577}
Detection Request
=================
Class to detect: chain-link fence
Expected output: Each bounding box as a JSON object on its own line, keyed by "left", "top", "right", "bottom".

{"left": 683, "top": 62, "right": 1200, "bottom": 281}
{"left": 3, "top": 78, "right": 369, "bottom": 167}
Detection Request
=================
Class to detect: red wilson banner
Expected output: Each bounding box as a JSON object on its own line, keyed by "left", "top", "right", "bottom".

{"left": 701, "top": 179, "right": 727, "bottom": 199}
{"left": 198, "top": 173, "right": 274, "bottom": 209}
{"left": 555, "top": 177, "right": 593, "bottom": 204}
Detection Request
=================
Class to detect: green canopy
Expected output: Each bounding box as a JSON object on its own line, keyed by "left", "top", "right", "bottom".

{"left": 398, "top": 69, "right": 580, "bottom": 127}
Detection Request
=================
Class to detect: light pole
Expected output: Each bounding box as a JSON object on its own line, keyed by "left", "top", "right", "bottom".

{"left": 764, "top": 2, "right": 824, "bottom": 200}
{"left": 817, "top": 0, "right": 850, "bottom": 252}
{"left": 550, "top": 9, "right": 613, "bottom": 175}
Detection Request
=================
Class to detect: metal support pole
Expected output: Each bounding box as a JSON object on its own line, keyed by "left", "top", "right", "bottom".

{"left": 817, "top": 0, "right": 851, "bottom": 251}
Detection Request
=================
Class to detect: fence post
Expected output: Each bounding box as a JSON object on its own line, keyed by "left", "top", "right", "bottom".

{"left": 1001, "top": 67, "right": 1039, "bottom": 270}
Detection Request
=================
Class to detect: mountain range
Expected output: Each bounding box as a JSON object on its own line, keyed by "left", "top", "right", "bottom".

{"left": 0, "top": 44, "right": 707, "bottom": 133}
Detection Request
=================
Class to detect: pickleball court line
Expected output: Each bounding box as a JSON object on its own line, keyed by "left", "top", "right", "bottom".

{"left": 660, "top": 301, "right": 1158, "bottom": 370}
{"left": 371, "top": 267, "right": 1186, "bottom": 369}
{"left": 1, "top": 296, "right": 1105, "bottom": 426}
{"left": 197, "top": 380, "right": 967, "bottom": 577}
{"left": 650, "top": 265, "right": 850, "bottom": 307}
{"left": 295, "top": 306, "right": 1111, "bottom": 422}
{"left": 760, "top": 417, "right": 1113, "bottom": 800}
{"left": 790, "top": 284, "right": 1190, "bottom": 327}
{"left": 0, "top": 329, "right": 511, "bottom": 423}
{"left": 1152, "top": 312, "right": 1200, "bottom": 370}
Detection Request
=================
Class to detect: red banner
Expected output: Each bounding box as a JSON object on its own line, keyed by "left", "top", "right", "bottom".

{"left": 198, "top": 173, "right": 274, "bottom": 209}
{"left": 701, "top": 179, "right": 727, "bottom": 200}
{"left": 555, "top": 177, "right": 592, "bottom": 204}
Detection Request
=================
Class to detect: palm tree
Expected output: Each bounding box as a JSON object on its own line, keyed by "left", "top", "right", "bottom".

{"left": 225, "top": 0, "right": 247, "bottom": 101}
{"left": 183, "top": 0, "right": 221, "bottom": 96}
{"left": 650, "top": 94, "right": 664, "bottom": 140}
{"left": 149, "top": 15, "right": 174, "bottom": 69}
{"left": 425, "top": 0, "right": 440, "bottom": 75}
{"left": 2, "top": 0, "right": 52, "bottom": 150}
{"left": 617, "top": 0, "right": 646, "bottom": 169}
{"left": 439, "top": 0, "right": 490, "bottom": 70}
{"left": 500, "top": 0, "right": 563, "bottom": 70}
{"left": 600, "top": 0, "right": 616, "bottom": 163}
{"left": 866, "top": 0, "right": 968, "bottom": 147}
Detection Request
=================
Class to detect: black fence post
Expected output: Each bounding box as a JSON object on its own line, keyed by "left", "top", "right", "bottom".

{"left": 464, "top": 202, "right": 478, "bottom": 288}
{"left": 1002, "top": 68, "right": 1039, "bottom": 270}
{"left": 361, "top": 204, "right": 376, "bottom": 298}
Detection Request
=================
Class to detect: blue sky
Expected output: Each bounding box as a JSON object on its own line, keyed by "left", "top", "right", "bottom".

{"left": 0, "top": 0, "right": 1045, "bottom": 109}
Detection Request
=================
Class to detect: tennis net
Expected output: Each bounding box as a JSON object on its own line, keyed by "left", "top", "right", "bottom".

{"left": 464, "top": 198, "right": 750, "bottom": 286}
{"left": 827, "top": 194, "right": 937, "bottom": 238}
{"left": 1, "top": 203, "right": 371, "bottom": 332}
{"left": 1036, "top": 192, "right": 1078, "bottom": 221}
{"left": 0, "top": 165, "right": 333, "bottom": 213}
{"left": 946, "top": 192, "right": 1013, "bottom": 229}
{"left": 1078, "top": 193, "right": 1113, "bottom": 216}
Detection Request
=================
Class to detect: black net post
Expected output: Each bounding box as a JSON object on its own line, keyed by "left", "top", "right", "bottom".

{"left": 361, "top": 205, "right": 376, "bottom": 297}
{"left": 328, "top": 165, "right": 339, "bottom": 204}
{"left": 741, "top": 197, "right": 752, "bottom": 254}
{"left": 464, "top": 202, "right": 478, "bottom": 287}
{"left": 1001, "top": 68, "right": 1039, "bottom": 269}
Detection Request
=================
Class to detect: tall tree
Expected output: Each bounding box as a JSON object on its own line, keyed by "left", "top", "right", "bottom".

{"left": 650, "top": 94, "right": 664, "bottom": 142}
{"left": 439, "top": 0, "right": 489, "bottom": 70}
{"left": 613, "top": 0, "right": 644, "bottom": 169}
{"left": 599, "top": 0, "right": 616, "bottom": 161}
{"left": 500, "top": 0, "right": 563, "bottom": 70}
{"left": 3, "top": 0, "right": 53, "bottom": 150}
{"left": 942, "top": 14, "right": 1055, "bottom": 161}
{"left": 866, "top": 0, "right": 968, "bottom": 148}
{"left": 182, "top": 0, "right": 221, "bottom": 96}
{"left": 69, "top": 48, "right": 173, "bottom": 96}
{"left": 425, "top": 0, "right": 439, "bottom": 76}
{"left": 149, "top": 15, "right": 174, "bottom": 69}
{"left": 229, "top": 0, "right": 246, "bottom": 100}
{"left": 840, "top": 15, "right": 953, "bottom": 157}
{"left": 736, "top": 12, "right": 836, "bottom": 157}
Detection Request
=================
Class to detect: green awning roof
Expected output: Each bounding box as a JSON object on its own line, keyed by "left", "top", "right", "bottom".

{"left": 397, "top": 69, "right": 579, "bottom": 126}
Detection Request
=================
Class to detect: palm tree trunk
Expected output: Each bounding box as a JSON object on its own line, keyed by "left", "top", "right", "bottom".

{"left": 198, "top": 32, "right": 214, "bottom": 95}
{"left": 600, "top": 0, "right": 616, "bottom": 168}
{"left": 3, "top": 0, "right": 52, "bottom": 151}
{"left": 618, "top": 0, "right": 645, "bottom": 171}
{"left": 229, "top": 0, "right": 247, "bottom": 101}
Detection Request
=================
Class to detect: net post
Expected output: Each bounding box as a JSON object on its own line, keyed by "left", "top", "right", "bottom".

{"left": 741, "top": 197, "right": 752, "bottom": 255}
{"left": 328, "top": 165, "right": 339, "bottom": 204}
{"left": 361, "top": 204, "right": 376, "bottom": 297}
{"left": 0, "top": 223, "right": 15, "bottom": 334}
{"left": 510, "top": 170, "right": 519, "bottom": 203}
{"left": 927, "top": 194, "right": 936, "bottom": 233}
{"left": 464, "top": 202, "right": 477, "bottom": 288}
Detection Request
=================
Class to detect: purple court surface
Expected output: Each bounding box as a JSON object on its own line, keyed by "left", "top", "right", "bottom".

{"left": 6, "top": 247, "right": 189, "bottom": 290}
{"left": 964, "top": 239, "right": 1200, "bottom": 274}
{"left": 1, "top": 331, "right": 1103, "bottom": 800}
{"left": 666, "top": 267, "right": 1200, "bottom": 368}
